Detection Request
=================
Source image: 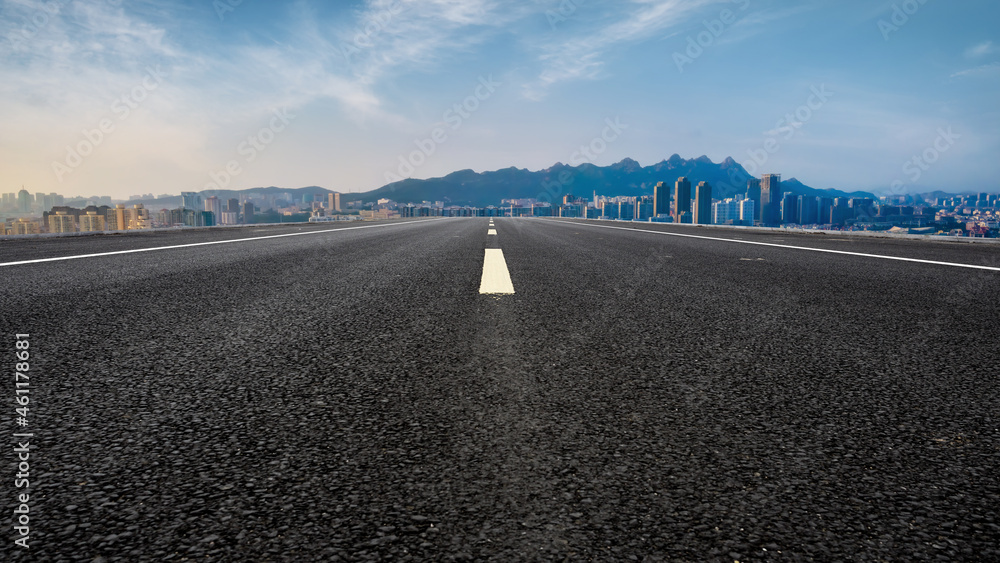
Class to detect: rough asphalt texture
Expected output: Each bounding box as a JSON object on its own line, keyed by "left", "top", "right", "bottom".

{"left": 1, "top": 217, "right": 998, "bottom": 561}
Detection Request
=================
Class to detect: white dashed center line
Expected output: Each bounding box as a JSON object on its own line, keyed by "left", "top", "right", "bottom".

{"left": 488, "top": 229, "right": 497, "bottom": 235}
{"left": 479, "top": 248, "right": 515, "bottom": 294}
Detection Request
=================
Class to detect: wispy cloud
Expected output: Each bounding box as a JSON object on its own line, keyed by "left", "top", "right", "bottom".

{"left": 522, "top": 0, "right": 722, "bottom": 100}
{"left": 951, "top": 62, "right": 1000, "bottom": 79}
{"left": 964, "top": 40, "right": 996, "bottom": 58}
{"left": 232, "top": 0, "right": 528, "bottom": 125}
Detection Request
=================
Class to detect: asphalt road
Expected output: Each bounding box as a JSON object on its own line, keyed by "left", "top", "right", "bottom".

{"left": 2, "top": 217, "right": 999, "bottom": 561}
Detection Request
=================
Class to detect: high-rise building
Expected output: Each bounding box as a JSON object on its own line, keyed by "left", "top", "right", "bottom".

{"left": 781, "top": 193, "right": 799, "bottom": 224}
{"left": 241, "top": 202, "right": 255, "bottom": 224}
{"left": 636, "top": 195, "right": 654, "bottom": 221}
{"left": 47, "top": 211, "right": 75, "bottom": 233}
{"left": 830, "top": 197, "right": 851, "bottom": 225}
{"left": 712, "top": 198, "right": 741, "bottom": 225}
{"left": 739, "top": 198, "right": 755, "bottom": 225}
{"left": 107, "top": 204, "right": 128, "bottom": 231}
{"left": 618, "top": 200, "right": 635, "bottom": 221}
{"left": 799, "top": 196, "right": 819, "bottom": 224}
{"left": 181, "top": 192, "right": 202, "bottom": 211}
{"left": 126, "top": 204, "right": 150, "bottom": 230}
{"left": 695, "top": 181, "right": 712, "bottom": 225}
{"left": 328, "top": 192, "right": 341, "bottom": 212}
{"left": 602, "top": 201, "right": 619, "bottom": 220}
{"left": 17, "top": 189, "right": 32, "bottom": 213}
{"left": 850, "top": 198, "right": 876, "bottom": 222}
{"left": 761, "top": 174, "right": 782, "bottom": 225}
{"left": 12, "top": 218, "right": 41, "bottom": 235}
{"left": 746, "top": 178, "right": 762, "bottom": 224}
{"left": 819, "top": 197, "right": 834, "bottom": 225}
{"left": 673, "top": 177, "right": 691, "bottom": 223}
{"left": 79, "top": 211, "right": 106, "bottom": 232}
{"left": 205, "top": 196, "right": 222, "bottom": 220}
{"left": 227, "top": 198, "right": 240, "bottom": 213}
{"left": 653, "top": 182, "right": 670, "bottom": 216}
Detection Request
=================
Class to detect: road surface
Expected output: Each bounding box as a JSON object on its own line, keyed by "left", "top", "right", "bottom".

{"left": 2, "top": 217, "right": 999, "bottom": 561}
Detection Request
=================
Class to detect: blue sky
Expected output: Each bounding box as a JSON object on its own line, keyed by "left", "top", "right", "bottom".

{"left": 1, "top": 0, "right": 998, "bottom": 199}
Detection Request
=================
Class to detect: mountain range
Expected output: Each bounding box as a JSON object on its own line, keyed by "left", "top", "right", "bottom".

{"left": 115, "top": 155, "right": 881, "bottom": 209}
{"left": 357, "top": 155, "right": 876, "bottom": 206}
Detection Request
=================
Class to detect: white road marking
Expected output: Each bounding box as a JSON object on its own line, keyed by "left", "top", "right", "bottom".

{"left": 549, "top": 220, "right": 1000, "bottom": 272}
{"left": 0, "top": 220, "right": 441, "bottom": 267}
{"left": 488, "top": 229, "right": 497, "bottom": 235}
{"left": 479, "top": 248, "right": 515, "bottom": 294}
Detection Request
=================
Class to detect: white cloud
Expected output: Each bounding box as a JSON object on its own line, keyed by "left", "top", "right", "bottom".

{"left": 951, "top": 62, "right": 1000, "bottom": 79}
{"left": 522, "top": 0, "right": 723, "bottom": 100}
{"left": 964, "top": 40, "right": 996, "bottom": 58}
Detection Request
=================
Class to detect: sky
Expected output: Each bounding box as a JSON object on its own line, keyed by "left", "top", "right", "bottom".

{"left": 1, "top": 0, "right": 998, "bottom": 200}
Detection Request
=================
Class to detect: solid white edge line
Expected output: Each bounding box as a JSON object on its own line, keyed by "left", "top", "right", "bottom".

{"left": 479, "top": 248, "right": 515, "bottom": 294}
{"left": 544, "top": 219, "right": 1000, "bottom": 272}
{"left": 0, "top": 219, "right": 445, "bottom": 267}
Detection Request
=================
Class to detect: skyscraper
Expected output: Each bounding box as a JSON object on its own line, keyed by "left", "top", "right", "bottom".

{"left": 695, "top": 181, "right": 712, "bottom": 225}
{"left": 781, "top": 193, "right": 798, "bottom": 224}
{"left": 673, "top": 177, "right": 691, "bottom": 223}
{"left": 760, "top": 174, "right": 782, "bottom": 225}
{"left": 241, "top": 202, "right": 255, "bottom": 224}
{"left": 181, "top": 192, "right": 202, "bottom": 211}
{"left": 17, "top": 189, "right": 32, "bottom": 213}
{"left": 653, "top": 181, "right": 670, "bottom": 216}
{"left": 328, "top": 192, "right": 341, "bottom": 212}
{"left": 205, "top": 196, "right": 222, "bottom": 220}
{"left": 107, "top": 204, "right": 127, "bottom": 231}
{"left": 746, "top": 178, "right": 761, "bottom": 224}
{"left": 799, "top": 195, "right": 819, "bottom": 224}
{"left": 819, "top": 197, "right": 834, "bottom": 225}
{"left": 739, "top": 198, "right": 755, "bottom": 225}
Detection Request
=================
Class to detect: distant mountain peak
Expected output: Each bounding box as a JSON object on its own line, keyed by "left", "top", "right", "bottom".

{"left": 694, "top": 155, "right": 714, "bottom": 164}
{"left": 610, "top": 157, "right": 641, "bottom": 172}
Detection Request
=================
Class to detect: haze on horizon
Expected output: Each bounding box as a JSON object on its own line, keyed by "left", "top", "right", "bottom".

{"left": 1, "top": 0, "right": 998, "bottom": 201}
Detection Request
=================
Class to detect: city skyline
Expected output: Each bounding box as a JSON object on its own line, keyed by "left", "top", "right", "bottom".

{"left": 2, "top": 1, "right": 999, "bottom": 200}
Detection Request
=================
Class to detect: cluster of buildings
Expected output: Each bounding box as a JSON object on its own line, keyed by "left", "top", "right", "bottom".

{"left": 2, "top": 190, "right": 353, "bottom": 235}
{"left": 466, "top": 175, "right": 995, "bottom": 237}
{"left": 4, "top": 199, "right": 250, "bottom": 236}
{"left": 1, "top": 189, "right": 67, "bottom": 214}
{"left": 5, "top": 203, "right": 211, "bottom": 235}
{"left": 5, "top": 179, "right": 999, "bottom": 237}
